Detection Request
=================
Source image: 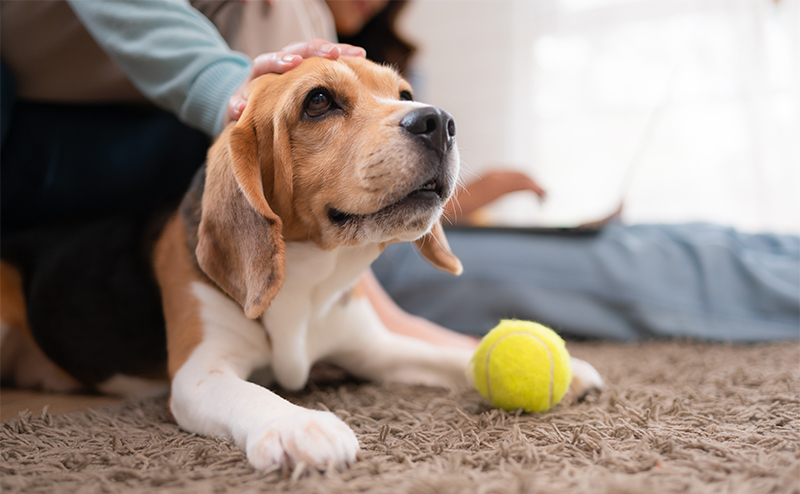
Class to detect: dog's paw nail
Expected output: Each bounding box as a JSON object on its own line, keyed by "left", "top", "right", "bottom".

{"left": 568, "top": 358, "right": 604, "bottom": 400}
{"left": 246, "top": 411, "right": 359, "bottom": 471}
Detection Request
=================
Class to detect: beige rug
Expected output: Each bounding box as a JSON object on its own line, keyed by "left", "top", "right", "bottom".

{"left": 2, "top": 340, "right": 799, "bottom": 493}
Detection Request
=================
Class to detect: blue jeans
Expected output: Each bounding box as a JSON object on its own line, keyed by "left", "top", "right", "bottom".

{"left": 372, "top": 224, "right": 800, "bottom": 342}
{"left": 1, "top": 61, "right": 208, "bottom": 235}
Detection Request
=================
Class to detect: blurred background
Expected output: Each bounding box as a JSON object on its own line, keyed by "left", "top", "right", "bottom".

{"left": 399, "top": 0, "right": 799, "bottom": 234}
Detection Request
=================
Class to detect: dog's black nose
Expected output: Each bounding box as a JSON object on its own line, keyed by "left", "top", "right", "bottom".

{"left": 400, "top": 107, "right": 456, "bottom": 159}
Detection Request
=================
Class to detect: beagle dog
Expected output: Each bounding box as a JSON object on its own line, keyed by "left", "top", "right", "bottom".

{"left": 1, "top": 57, "right": 602, "bottom": 471}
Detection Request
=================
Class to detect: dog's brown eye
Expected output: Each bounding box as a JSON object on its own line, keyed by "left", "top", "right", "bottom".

{"left": 305, "top": 89, "right": 334, "bottom": 117}
{"left": 400, "top": 90, "right": 413, "bottom": 101}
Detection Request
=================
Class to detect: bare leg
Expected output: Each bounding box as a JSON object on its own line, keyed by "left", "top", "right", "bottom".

{"left": 360, "top": 270, "right": 479, "bottom": 350}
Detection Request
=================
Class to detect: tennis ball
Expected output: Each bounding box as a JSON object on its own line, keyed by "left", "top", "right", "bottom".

{"left": 470, "top": 320, "right": 572, "bottom": 413}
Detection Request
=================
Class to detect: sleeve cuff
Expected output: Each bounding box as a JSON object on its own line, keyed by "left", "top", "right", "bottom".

{"left": 181, "top": 58, "right": 251, "bottom": 137}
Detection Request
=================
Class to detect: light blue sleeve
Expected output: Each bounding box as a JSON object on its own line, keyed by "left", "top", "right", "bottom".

{"left": 67, "top": 0, "right": 252, "bottom": 136}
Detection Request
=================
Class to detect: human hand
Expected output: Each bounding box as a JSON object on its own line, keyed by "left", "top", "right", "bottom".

{"left": 579, "top": 203, "right": 624, "bottom": 228}
{"left": 239, "top": 0, "right": 275, "bottom": 6}
{"left": 467, "top": 170, "right": 546, "bottom": 202}
{"left": 445, "top": 170, "right": 546, "bottom": 222}
{"left": 224, "top": 38, "right": 367, "bottom": 127}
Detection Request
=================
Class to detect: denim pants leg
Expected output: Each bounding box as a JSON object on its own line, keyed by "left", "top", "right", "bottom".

{"left": 372, "top": 224, "right": 800, "bottom": 342}
{"left": 1, "top": 60, "right": 209, "bottom": 234}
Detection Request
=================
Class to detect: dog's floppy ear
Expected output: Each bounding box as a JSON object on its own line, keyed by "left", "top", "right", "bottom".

{"left": 415, "top": 221, "right": 463, "bottom": 276}
{"left": 196, "top": 104, "right": 292, "bottom": 319}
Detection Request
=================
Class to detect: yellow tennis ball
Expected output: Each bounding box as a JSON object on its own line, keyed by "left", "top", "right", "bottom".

{"left": 470, "top": 320, "right": 572, "bottom": 413}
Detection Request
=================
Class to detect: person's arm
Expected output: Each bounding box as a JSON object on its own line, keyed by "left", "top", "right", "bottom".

{"left": 446, "top": 169, "right": 623, "bottom": 227}
{"left": 68, "top": 0, "right": 250, "bottom": 137}
{"left": 68, "top": 2, "right": 367, "bottom": 136}
{"left": 445, "top": 170, "right": 546, "bottom": 223}
{"left": 358, "top": 270, "right": 479, "bottom": 350}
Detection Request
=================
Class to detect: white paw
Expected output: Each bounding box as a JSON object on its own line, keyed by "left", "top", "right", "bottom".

{"left": 568, "top": 357, "right": 604, "bottom": 399}
{"left": 245, "top": 409, "right": 359, "bottom": 471}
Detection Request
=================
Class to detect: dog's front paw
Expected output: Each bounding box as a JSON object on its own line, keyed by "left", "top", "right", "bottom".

{"left": 566, "top": 357, "right": 604, "bottom": 402}
{"left": 246, "top": 409, "right": 359, "bottom": 471}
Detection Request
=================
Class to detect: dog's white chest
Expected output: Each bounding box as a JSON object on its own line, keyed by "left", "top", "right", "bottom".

{"left": 261, "top": 243, "right": 382, "bottom": 390}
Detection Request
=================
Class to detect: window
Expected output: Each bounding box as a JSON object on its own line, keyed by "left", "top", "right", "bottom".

{"left": 497, "top": 0, "right": 799, "bottom": 233}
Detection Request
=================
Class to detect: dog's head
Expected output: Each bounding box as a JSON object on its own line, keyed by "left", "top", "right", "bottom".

{"left": 197, "top": 57, "right": 462, "bottom": 318}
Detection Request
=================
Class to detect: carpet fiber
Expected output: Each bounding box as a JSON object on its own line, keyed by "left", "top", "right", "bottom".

{"left": 2, "top": 340, "right": 799, "bottom": 493}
